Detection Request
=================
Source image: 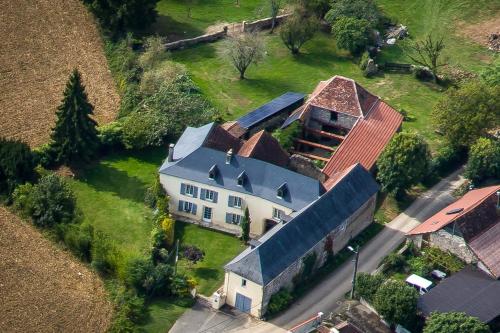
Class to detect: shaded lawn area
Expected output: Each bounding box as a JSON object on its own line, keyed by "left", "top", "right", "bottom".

{"left": 154, "top": 0, "right": 269, "bottom": 39}
{"left": 171, "top": 32, "right": 445, "bottom": 148}
{"left": 175, "top": 222, "right": 246, "bottom": 295}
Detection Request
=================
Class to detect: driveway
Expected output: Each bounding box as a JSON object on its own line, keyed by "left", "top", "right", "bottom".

{"left": 170, "top": 169, "right": 465, "bottom": 333}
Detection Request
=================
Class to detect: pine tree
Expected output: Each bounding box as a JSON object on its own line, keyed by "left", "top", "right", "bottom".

{"left": 241, "top": 207, "right": 251, "bottom": 242}
{"left": 51, "top": 69, "right": 99, "bottom": 165}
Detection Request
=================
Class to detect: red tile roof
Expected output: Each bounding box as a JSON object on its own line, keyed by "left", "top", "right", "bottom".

{"left": 308, "top": 76, "right": 378, "bottom": 117}
{"left": 469, "top": 222, "right": 500, "bottom": 279}
{"left": 237, "top": 130, "right": 290, "bottom": 167}
{"left": 322, "top": 100, "right": 403, "bottom": 180}
{"left": 408, "top": 185, "right": 500, "bottom": 235}
{"left": 204, "top": 124, "right": 243, "bottom": 153}
{"left": 221, "top": 121, "right": 247, "bottom": 138}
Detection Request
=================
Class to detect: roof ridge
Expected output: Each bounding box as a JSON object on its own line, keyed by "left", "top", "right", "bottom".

{"left": 352, "top": 80, "right": 364, "bottom": 117}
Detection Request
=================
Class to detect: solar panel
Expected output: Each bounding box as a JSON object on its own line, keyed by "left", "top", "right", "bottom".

{"left": 237, "top": 92, "right": 305, "bottom": 129}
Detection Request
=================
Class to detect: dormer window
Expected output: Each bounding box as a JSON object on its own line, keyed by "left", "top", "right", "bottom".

{"left": 277, "top": 183, "right": 288, "bottom": 199}
{"left": 208, "top": 164, "right": 218, "bottom": 180}
{"left": 237, "top": 171, "right": 247, "bottom": 186}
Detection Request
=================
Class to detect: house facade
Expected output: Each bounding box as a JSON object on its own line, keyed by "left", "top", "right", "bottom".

{"left": 223, "top": 164, "right": 379, "bottom": 317}
{"left": 159, "top": 123, "right": 324, "bottom": 236}
{"left": 407, "top": 185, "right": 500, "bottom": 279}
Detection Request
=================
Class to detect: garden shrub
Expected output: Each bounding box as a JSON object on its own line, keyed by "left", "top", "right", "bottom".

{"left": 138, "top": 36, "right": 168, "bottom": 70}
{"left": 324, "top": 0, "right": 381, "bottom": 27}
{"left": 423, "top": 312, "right": 491, "bottom": 333}
{"left": 267, "top": 289, "right": 294, "bottom": 315}
{"left": 382, "top": 252, "right": 406, "bottom": 274}
{"left": 407, "top": 256, "right": 432, "bottom": 277}
{"left": 125, "top": 258, "right": 173, "bottom": 298}
{"left": 429, "top": 145, "right": 465, "bottom": 177}
{"left": 170, "top": 274, "right": 197, "bottom": 297}
{"left": 151, "top": 225, "right": 170, "bottom": 264}
{"left": 61, "top": 223, "right": 94, "bottom": 262}
{"left": 0, "top": 137, "right": 35, "bottom": 197}
{"left": 161, "top": 216, "right": 175, "bottom": 248}
{"left": 108, "top": 285, "right": 147, "bottom": 332}
{"left": 11, "top": 183, "right": 35, "bottom": 218}
{"left": 355, "top": 273, "right": 385, "bottom": 302}
{"left": 424, "top": 247, "right": 465, "bottom": 274}
{"left": 91, "top": 231, "right": 122, "bottom": 277}
{"left": 98, "top": 122, "right": 123, "bottom": 149}
{"left": 359, "top": 51, "right": 370, "bottom": 70}
{"left": 119, "top": 83, "right": 141, "bottom": 118}
{"left": 32, "top": 143, "right": 58, "bottom": 168}
{"left": 272, "top": 122, "right": 301, "bottom": 151}
{"left": 374, "top": 279, "right": 418, "bottom": 327}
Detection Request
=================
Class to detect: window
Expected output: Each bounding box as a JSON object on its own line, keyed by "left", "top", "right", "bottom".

{"left": 237, "top": 171, "right": 247, "bottom": 186}
{"left": 203, "top": 206, "right": 213, "bottom": 222}
{"left": 183, "top": 201, "right": 193, "bottom": 212}
{"left": 241, "top": 279, "right": 247, "bottom": 287}
{"left": 226, "top": 213, "right": 242, "bottom": 225}
{"left": 277, "top": 183, "right": 288, "bottom": 199}
{"left": 205, "top": 189, "right": 215, "bottom": 201}
{"left": 185, "top": 184, "right": 195, "bottom": 196}
{"left": 228, "top": 195, "right": 242, "bottom": 208}
{"left": 178, "top": 200, "right": 197, "bottom": 215}
{"left": 273, "top": 208, "right": 284, "bottom": 221}
{"left": 208, "top": 164, "right": 218, "bottom": 180}
{"left": 330, "top": 112, "right": 338, "bottom": 121}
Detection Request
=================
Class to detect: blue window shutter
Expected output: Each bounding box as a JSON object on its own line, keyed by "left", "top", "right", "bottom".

{"left": 200, "top": 189, "right": 206, "bottom": 201}
{"left": 226, "top": 213, "right": 232, "bottom": 223}
{"left": 213, "top": 191, "right": 218, "bottom": 203}
{"left": 193, "top": 186, "right": 198, "bottom": 198}
{"left": 228, "top": 195, "right": 234, "bottom": 207}
{"left": 191, "top": 204, "right": 197, "bottom": 215}
{"left": 180, "top": 183, "right": 186, "bottom": 195}
{"left": 178, "top": 200, "right": 184, "bottom": 211}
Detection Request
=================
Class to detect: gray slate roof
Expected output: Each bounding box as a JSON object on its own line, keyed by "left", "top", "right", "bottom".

{"left": 159, "top": 147, "right": 324, "bottom": 211}
{"left": 419, "top": 265, "right": 500, "bottom": 323}
{"left": 225, "top": 164, "right": 379, "bottom": 285}
{"left": 172, "top": 122, "right": 215, "bottom": 160}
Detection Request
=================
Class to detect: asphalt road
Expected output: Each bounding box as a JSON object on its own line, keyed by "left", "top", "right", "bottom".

{"left": 270, "top": 168, "right": 465, "bottom": 330}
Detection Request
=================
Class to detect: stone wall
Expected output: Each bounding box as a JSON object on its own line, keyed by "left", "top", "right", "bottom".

{"left": 164, "top": 28, "right": 227, "bottom": 51}
{"left": 429, "top": 229, "right": 478, "bottom": 264}
{"left": 242, "top": 14, "right": 290, "bottom": 32}
{"left": 288, "top": 154, "right": 327, "bottom": 182}
{"left": 261, "top": 194, "right": 377, "bottom": 314}
{"left": 309, "top": 106, "right": 359, "bottom": 130}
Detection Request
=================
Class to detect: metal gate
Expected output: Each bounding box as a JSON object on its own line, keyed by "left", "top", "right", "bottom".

{"left": 235, "top": 293, "right": 252, "bottom": 313}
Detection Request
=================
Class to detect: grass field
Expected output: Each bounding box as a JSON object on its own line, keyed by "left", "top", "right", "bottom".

{"left": 70, "top": 148, "right": 244, "bottom": 332}
{"left": 0, "top": 0, "right": 120, "bottom": 147}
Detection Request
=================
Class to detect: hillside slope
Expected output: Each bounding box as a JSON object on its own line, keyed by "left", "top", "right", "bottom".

{"left": 0, "top": 207, "right": 113, "bottom": 332}
{"left": 0, "top": 0, "right": 120, "bottom": 147}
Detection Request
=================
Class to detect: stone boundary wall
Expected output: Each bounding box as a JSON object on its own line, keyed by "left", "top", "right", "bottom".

{"left": 164, "top": 14, "right": 291, "bottom": 51}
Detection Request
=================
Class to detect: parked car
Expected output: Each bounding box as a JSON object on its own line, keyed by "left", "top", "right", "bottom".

{"left": 406, "top": 274, "right": 433, "bottom": 295}
{"left": 431, "top": 269, "right": 447, "bottom": 280}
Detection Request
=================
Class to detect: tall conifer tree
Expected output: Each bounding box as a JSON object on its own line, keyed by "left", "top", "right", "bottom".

{"left": 51, "top": 69, "right": 99, "bottom": 164}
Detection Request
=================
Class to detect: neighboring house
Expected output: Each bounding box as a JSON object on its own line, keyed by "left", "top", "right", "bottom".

{"left": 283, "top": 76, "right": 403, "bottom": 189}
{"left": 418, "top": 265, "right": 500, "bottom": 324}
{"left": 222, "top": 164, "right": 379, "bottom": 317}
{"left": 223, "top": 92, "right": 305, "bottom": 139}
{"left": 159, "top": 123, "right": 324, "bottom": 236}
{"left": 407, "top": 185, "right": 500, "bottom": 279}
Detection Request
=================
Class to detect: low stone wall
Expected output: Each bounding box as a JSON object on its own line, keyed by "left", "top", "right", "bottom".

{"left": 242, "top": 14, "right": 290, "bottom": 32}
{"left": 164, "top": 28, "right": 228, "bottom": 51}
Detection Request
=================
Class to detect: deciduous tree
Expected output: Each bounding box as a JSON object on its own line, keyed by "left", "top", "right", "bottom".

{"left": 280, "top": 14, "right": 319, "bottom": 54}
{"left": 465, "top": 137, "right": 500, "bottom": 185}
{"left": 325, "top": 0, "right": 380, "bottom": 26}
{"left": 406, "top": 34, "right": 446, "bottom": 82}
{"left": 377, "top": 132, "right": 431, "bottom": 198}
{"left": 269, "top": 0, "right": 282, "bottom": 33}
{"left": 423, "top": 312, "right": 491, "bottom": 333}
{"left": 225, "top": 32, "right": 265, "bottom": 79}
{"left": 331, "top": 17, "right": 371, "bottom": 55}
{"left": 374, "top": 280, "right": 418, "bottom": 327}
{"left": 51, "top": 69, "right": 100, "bottom": 165}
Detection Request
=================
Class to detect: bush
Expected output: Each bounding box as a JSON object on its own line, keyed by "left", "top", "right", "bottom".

{"left": 465, "top": 137, "right": 500, "bottom": 185}
{"left": 272, "top": 122, "right": 301, "bottom": 151}
{"left": 11, "top": 183, "right": 35, "bottom": 218}
{"left": 171, "top": 274, "right": 197, "bottom": 297}
{"left": 98, "top": 122, "right": 123, "bottom": 149}
{"left": 61, "top": 223, "right": 94, "bottom": 262}
{"left": 430, "top": 145, "right": 466, "bottom": 177}
{"left": 139, "top": 62, "right": 186, "bottom": 96}
{"left": 0, "top": 137, "right": 35, "bottom": 197}
{"left": 33, "top": 143, "right": 57, "bottom": 168}
{"left": 324, "top": 0, "right": 381, "bottom": 27}
{"left": 359, "top": 51, "right": 370, "bottom": 70}
{"left": 161, "top": 216, "right": 175, "bottom": 248}
{"left": 119, "top": 83, "right": 141, "bottom": 118}
{"left": 382, "top": 252, "right": 407, "bottom": 274}
{"left": 125, "top": 258, "right": 173, "bottom": 298}
{"left": 374, "top": 279, "right": 418, "bottom": 327}
{"left": 91, "top": 231, "right": 121, "bottom": 277}
{"left": 138, "top": 36, "right": 168, "bottom": 70}
{"left": 280, "top": 13, "right": 319, "bottom": 55}
{"left": 423, "top": 312, "right": 491, "bottom": 333}
{"left": 331, "top": 17, "right": 371, "bottom": 55}
{"left": 424, "top": 247, "right": 465, "bottom": 274}
{"left": 151, "top": 226, "right": 170, "bottom": 264}
{"left": 407, "top": 256, "right": 432, "bottom": 277}
{"left": 355, "top": 273, "right": 385, "bottom": 302}
{"left": 108, "top": 285, "right": 147, "bottom": 332}
{"left": 267, "top": 289, "right": 294, "bottom": 315}
{"left": 480, "top": 55, "right": 500, "bottom": 87}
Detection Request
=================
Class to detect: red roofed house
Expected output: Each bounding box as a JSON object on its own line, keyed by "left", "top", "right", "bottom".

{"left": 284, "top": 75, "right": 403, "bottom": 189}
{"left": 407, "top": 185, "right": 500, "bottom": 279}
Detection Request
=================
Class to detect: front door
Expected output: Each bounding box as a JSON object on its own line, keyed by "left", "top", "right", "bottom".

{"left": 235, "top": 293, "right": 252, "bottom": 313}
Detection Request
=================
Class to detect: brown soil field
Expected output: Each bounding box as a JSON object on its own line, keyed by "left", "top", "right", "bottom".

{"left": 0, "top": 207, "right": 113, "bottom": 333}
{"left": 0, "top": 0, "right": 120, "bottom": 147}
{"left": 458, "top": 15, "right": 500, "bottom": 48}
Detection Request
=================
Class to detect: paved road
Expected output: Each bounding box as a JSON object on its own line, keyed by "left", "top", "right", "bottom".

{"left": 270, "top": 168, "right": 465, "bottom": 329}
{"left": 169, "top": 169, "right": 465, "bottom": 333}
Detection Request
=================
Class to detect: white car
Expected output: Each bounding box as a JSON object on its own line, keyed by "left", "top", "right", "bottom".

{"left": 406, "top": 274, "right": 433, "bottom": 295}
{"left": 431, "top": 269, "right": 447, "bottom": 280}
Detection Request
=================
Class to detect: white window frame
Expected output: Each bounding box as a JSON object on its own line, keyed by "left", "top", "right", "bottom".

{"left": 185, "top": 184, "right": 195, "bottom": 197}
{"left": 233, "top": 196, "right": 242, "bottom": 208}
{"left": 205, "top": 189, "right": 215, "bottom": 202}
{"left": 232, "top": 214, "right": 242, "bottom": 225}
{"left": 203, "top": 206, "right": 213, "bottom": 222}
{"left": 273, "top": 208, "right": 284, "bottom": 221}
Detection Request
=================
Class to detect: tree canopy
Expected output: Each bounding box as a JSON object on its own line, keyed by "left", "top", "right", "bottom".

{"left": 50, "top": 69, "right": 100, "bottom": 165}
{"left": 432, "top": 81, "right": 500, "bottom": 150}
{"left": 241, "top": 207, "right": 251, "bottom": 242}
{"left": 374, "top": 279, "right": 419, "bottom": 327}
{"left": 423, "top": 312, "right": 491, "bottom": 333}
{"left": 377, "top": 132, "right": 431, "bottom": 197}
{"left": 225, "top": 32, "right": 265, "bottom": 79}
{"left": 325, "top": 0, "right": 380, "bottom": 27}
{"left": 0, "top": 138, "right": 34, "bottom": 196}
{"left": 405, "top": 34, "right": 446, "bottom": 82}
{"left": 331, "top": 17, "right": 371, "bottom": 55}
{"left": 355, "top": 273, "right": 385, "bottom": 303}
{"left": 465, "top": 137, "right": 500, "bottom": 185}
{"left": 280, "top": 13, "right": 319, "bottom": 54}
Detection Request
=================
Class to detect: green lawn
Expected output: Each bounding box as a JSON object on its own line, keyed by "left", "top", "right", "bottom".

{"left": 154, "top": 0, "right": 270, "bottom": 39}
{"left": 175, "top": 222, "right": 246, "bottom": 295}
{"left": 70, "top": 148, "right": 244, "bottom": 332}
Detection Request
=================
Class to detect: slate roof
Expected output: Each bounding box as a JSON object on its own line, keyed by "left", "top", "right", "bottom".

{"left": 418, "top": 266, "right": 500, "bottom": 323}
{"left": 172, "top": 122, "right": 242, "bottom": 160}
{"left": 408, "top": 185, "right": 500, "bottom": 235}
{"left": 225, "top": 164, "right": 379, "bottom": 285}
{"left": 322, "top": 100, "right": 403, "bottom": 183}
{"left": 469, "top": 221, "right": 500, "bottom": 279}
{"left": 237, "top": 92, "right": 305, "bottom": 129}
{"left": 237, "top": 130, "right": 290, "bottom": 167}
{"left": 159, "top": 147, "right": 323, "bottom": 211}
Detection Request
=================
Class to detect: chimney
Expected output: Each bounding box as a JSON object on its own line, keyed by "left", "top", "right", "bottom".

{"left": 226, "top": 149, "right": 233, "bottom": 164}
{"left": 167, "top": 143, "right": 175, "bottom": 162}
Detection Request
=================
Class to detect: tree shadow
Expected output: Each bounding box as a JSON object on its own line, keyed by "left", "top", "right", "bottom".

{"left": 149, "top": 14, "right": 205, "bottom": 41}
{"left": 194, "top": 267, "right": 219, "bottom": 280}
